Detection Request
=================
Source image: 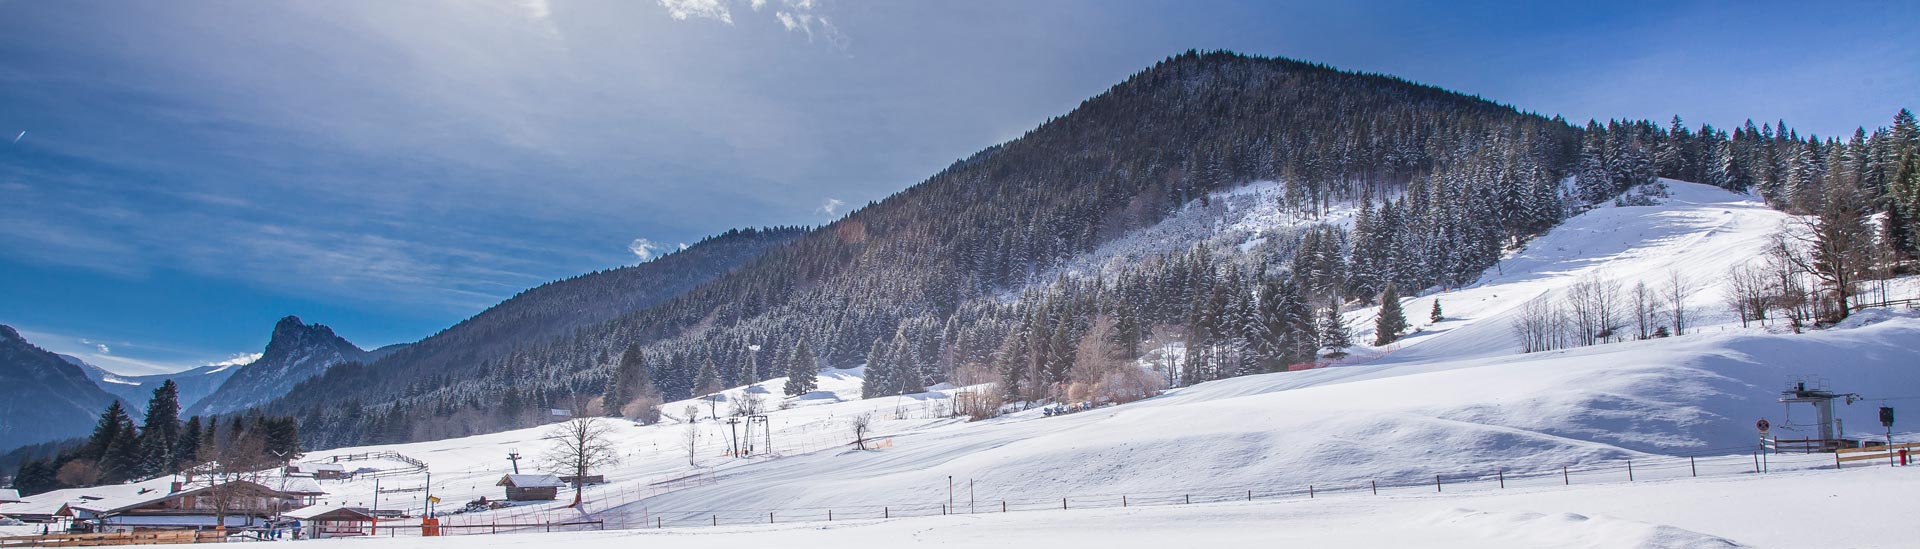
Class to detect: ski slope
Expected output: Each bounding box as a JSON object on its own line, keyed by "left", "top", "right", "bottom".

{"left": 1347, "top": 179, "right": 1788, "bottom": 364}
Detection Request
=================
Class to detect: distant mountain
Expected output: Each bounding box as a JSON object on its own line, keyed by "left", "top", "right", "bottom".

{"left": 269, "top": 226, "right": 807, "bottom": 446}
{"left": 0, "top": 325, "right": 123, "bottom": 453}
{"left": 188, "top": 316, "right": 372, "bottom": 416}
{"left": 65, "top": 355, "right": 243, "bottom": 415}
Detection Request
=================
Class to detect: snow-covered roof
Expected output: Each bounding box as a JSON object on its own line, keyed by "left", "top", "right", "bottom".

{"left": 496, "top": 474, "right": 565, "bottom": 488}
{"left": 283, "top": 504, "right": 372, "bottom": 521}
{"left": 300, "top": 463, "right": 347, "bottom": 472}
{"left": 276, "top": 476, "right": 326, "bottom": 495}
{"left": 0, "top": 489, "right": 20, "bottom": 502}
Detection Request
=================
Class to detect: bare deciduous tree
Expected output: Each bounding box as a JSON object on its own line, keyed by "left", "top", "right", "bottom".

{"left": 729, "top": 392, "right": 766, "bottom": 417}
{"left": 1511, "top": 295, "right": 1569, "bottom": 353}
{"left": 195, "top": 432, "right": 273, "bottom": 531}
{"left": 1632, "top": 281, "right": 1656, "bottom": 340}
{"left": 1725, "top": 263, "right": 1772, "bottom": 327}
{"left": 1662, "top": 269, "right": 1696, "bottom": 336}
{"left": 1565, "top": 273, "right": 1623, "bottom": 346}
{"left": 541, "top": 418, "right": 619, "bottom": 507}
{"left": 681, "top": 424, "right": 700, "bottom": 467}
{"left": 851, "top": 413, "right": 873, "bottom": 450}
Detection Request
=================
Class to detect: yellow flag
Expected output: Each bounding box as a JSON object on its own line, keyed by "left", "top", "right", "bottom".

{"left": 427, "top": 496, "right": 441, "bottom": 504}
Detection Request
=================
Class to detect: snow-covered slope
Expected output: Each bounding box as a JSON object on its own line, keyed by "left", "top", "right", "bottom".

{"left": 1049, "top": 180, "right": 1359, "bottom": 279}
{"left": 1343, "top": 179, "right": 1785, "bottom": 364}
{"left": 67, "top": 355, "right": 246, "bottom": 414}
{"left": 101, "top": 178, "right": 1915, "bottom": 548}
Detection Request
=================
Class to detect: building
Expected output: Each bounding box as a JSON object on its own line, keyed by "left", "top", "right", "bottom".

{"left": 283, "top": 505, "right": 376, "bottom": 539}
{"left": 495, "top": 474, "right": 565, "bottom": 501}
{"left": 287, "top": 462, "right": 352, "bottom": 480}
{"left": 0, "top": 489, "right": 21, "bottom": 504}
{"left": 56, "top": 480, "right": 306, "bottom": 533}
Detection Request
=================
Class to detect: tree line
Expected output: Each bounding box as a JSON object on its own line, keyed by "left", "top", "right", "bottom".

{"left": 9, "top": 381, "right": 300, "bottom": 496}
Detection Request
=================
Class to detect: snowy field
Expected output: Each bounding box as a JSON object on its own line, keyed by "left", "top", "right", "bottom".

{"left": 16, "top": 180, "right": 1915, "bottom": 547}
{"left": 304, "top": 464, "right": 1916, "bottom": 548}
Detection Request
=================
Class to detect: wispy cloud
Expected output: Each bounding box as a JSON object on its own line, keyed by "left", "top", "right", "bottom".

{"left": 816, "top": 197, "right": 845, "bottom": 216}
{"left": 656, "top": 0, "right": 846, "bottom": 48}
{"left": 658, "top": 0, "right": 733, "bottom": 24}
{"left": 10, "top": 131, "right": 22, "bottom": 144}
{"left": 628, "top": 237, "right": 663, "bottom": 261}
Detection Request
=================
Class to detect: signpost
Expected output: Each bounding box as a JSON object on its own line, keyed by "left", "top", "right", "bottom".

{"left": 1756, "top": 418, "right": 1772, "bottom": 472}
{"left": 1881, "top": 407, "right": 1896, "bottom": 465}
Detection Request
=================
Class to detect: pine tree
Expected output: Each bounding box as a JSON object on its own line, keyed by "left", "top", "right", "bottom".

{"left": 1429, "top": 300, "right": 1444, "bottom": 323}
{"left": 602, "top": 356, "right": 630, "bottom": 417}
{"left": 176, "top": 416, "right": 203, "bottom": 471}
{"left": 1374, "top": 284, "right": 1408, "bottom": 346}
{"left": 138, "top": 381, "right": 182, "bottom": 476}
{"left": 783, "top": 340, "right": 819, "bottom": 397}
{"left": 1319, "top": 299, "right": 1352, "bottom": 351}
{"left": 692, "top": 359, "right": 722, "bottom": 396}
{"left": 861, "top": 338, "right": 892, "bottom": 398}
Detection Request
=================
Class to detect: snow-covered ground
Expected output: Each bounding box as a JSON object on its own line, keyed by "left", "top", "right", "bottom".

{"left": 302, "top": 464, "right": 1916, "bottom": 548}
{"left": 12, "top": 180, "right": 1917, "bottom": 547}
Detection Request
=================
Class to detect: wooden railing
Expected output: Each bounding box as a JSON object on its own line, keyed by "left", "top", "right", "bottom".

{"left": 0, "top": 530, "right": 223, "bottom": 547}
{"left": 1835, "top": 441, "right": 1920, "bottom": 467}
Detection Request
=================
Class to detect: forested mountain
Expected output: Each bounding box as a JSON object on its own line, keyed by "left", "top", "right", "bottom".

{"left": 250, "top": 51, "right": 1917, "bottom": 451}
{"left": 0, "top": 325, "right": 123, "bottom": 452}
{"left": 188, "top": 316, "right": 374, "bottom": 416}
{"left": 262, "top": 227, "right": 807, "bottom": 444}
{"left": 68, "top": 356, "right": 240, "bottom": 415}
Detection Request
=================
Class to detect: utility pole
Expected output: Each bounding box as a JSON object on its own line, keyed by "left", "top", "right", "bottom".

{"left": 725, "top": 417, "right": 742, "bottom": 458}
{"left": 507, "top": 449, "right": 522, "bottom": 474}
{"left": 371, "top": 478, "right": 381, "bottom": 536}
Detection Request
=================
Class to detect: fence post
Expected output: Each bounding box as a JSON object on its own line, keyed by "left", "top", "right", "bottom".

{"left": 1185, "top": 494, "right": 1190, "bottom": 504}
{"left": 711, "top": 515, "right": 716, "bottom": 526}
{"left": 1498, "top": 469, "right": 1505, "bottom": 489}
{"left": 1371, "top": 480, "right": 1377, "bottom": 495}
{"left": 770, "top": 512, "right": 775, "bottom": 523}
{"left": 828, "top": 510, "right": 832, "bottom": 521}
{"left": 1435, "top": 475, "right": 1442, "bottom": 492}
{"left": 884, "top": 507, "right": 889, "bottom": 519}
{"left": 1309, "top": 485, "right": 1314, "bottom": 499}
{"left": 1835, "top": 452, "right": 1842, "bottom": 470}
{"left": 1562, "top": 466, "right": 1569, "bottom": 485}
{"left": 1061, "top": 498, "right": 1067, "bottom": 510}
{"left": 1690, "top": 456, "right": 1696, "bottom": 477}
{"left": 1627, "top": 460, "right": 1634, "bottom": 481}
{"left": 656, "top": 517, "right": 661, "bottom": 529}
{"left": 1246, "top": 490, "right": 1252, "bottom": 501}
{"left": 1002, "top": 501, "right": 1006, "bottom": 513}
{"left": 1122, "top": 496, "right": 1127, "bottom": 507}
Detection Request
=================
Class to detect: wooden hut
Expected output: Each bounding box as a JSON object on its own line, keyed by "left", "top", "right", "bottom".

{"left": 284, "top": 505, "right": 376, "bottom": 539}
{"left": 495, "top": 474, "right": 564, "bottom": 501}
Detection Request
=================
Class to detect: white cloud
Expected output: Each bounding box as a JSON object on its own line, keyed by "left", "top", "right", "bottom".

{"left": 658, "top": 0, "right": 733, "bottom": 24}
{"left": 656, "top": 0, "right": 845, "bottom": 49}
{"left": 816, "top": 197, "right": 845, "bottom": 216}
{"left": 519, "top": 0, "right": 552, "bottom": 21}
{"left": 214, "top": 352, "right": 262, "bottom": 367}
{"left": 96, "top": 343, "right": 112, "bottom": 354}
{"left": 628, "top": 237, "right": 663, "bottom": 261}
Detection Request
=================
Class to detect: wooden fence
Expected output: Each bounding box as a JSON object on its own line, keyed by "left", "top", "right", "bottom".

{"left": 0, "top": 530, "right": 223, "bottom": 547}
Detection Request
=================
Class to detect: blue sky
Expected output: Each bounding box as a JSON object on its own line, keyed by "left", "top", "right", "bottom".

{"left": 1, "top": 0, "right": 1914, "bottom": 374}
